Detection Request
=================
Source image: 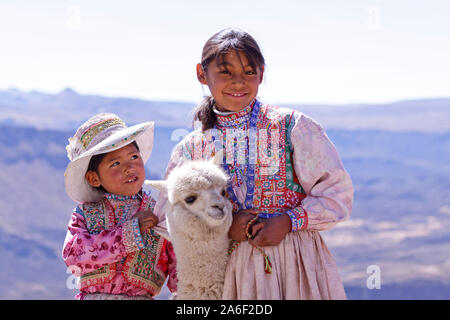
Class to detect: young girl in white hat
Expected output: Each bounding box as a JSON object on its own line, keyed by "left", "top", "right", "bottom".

{"left": 62, "top": 113, "right": 177, "bottom": 300}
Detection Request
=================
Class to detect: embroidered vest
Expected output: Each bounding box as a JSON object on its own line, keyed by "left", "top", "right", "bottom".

{"left": 251, "top": 104, "right": 307, "bottom": 213}
{"left": 79, "top": 192, "right": 167, "bottom": 296}
{"left": 187, "top": 103, "right": 307, "bottom": 214}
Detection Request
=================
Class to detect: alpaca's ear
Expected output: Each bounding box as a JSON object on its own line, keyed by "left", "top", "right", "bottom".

{"left": 144, "top": 180, "right": 168, "bottom": 194}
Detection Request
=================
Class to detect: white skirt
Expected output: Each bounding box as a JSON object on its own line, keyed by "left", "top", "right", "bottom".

{"left": 222, "top": 230, "right": 347, "bottom": 300}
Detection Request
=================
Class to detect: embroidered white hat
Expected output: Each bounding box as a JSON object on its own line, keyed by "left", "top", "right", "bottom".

{"left": 64, "top": 113, "right": 154, "bottom": 203}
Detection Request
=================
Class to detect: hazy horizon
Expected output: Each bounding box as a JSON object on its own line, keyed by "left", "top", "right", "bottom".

{"left": 2, "top": 86, "right": 450, "bottom": 107}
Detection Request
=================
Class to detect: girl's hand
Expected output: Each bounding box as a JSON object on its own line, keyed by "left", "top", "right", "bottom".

{"left": 248, "top": 213, "right": 291, "bottom": 247}
{"left": 228, "top": 209, "right": 259, "bottom": 241}
{"left": 133, "top": 209, "right": 159, "bottom": 236}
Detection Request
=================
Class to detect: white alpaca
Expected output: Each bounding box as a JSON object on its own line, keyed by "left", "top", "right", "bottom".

{"left": 147, "top": 160, "right": 233, "bottom": 300}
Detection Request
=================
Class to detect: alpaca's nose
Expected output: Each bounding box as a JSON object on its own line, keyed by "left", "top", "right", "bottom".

{"left": 212, "top": 204, "right": 224, "bottom": 210}
{"left": 210, "top": 204, "right": 225, "bottom": 219}
{"left": 211, "top": 194, "right": 225, "bottom": 209}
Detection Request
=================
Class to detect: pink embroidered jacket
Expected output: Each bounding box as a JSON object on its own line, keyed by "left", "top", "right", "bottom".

{"left": 62, "top": 191, "right": 177, "bottom": 299}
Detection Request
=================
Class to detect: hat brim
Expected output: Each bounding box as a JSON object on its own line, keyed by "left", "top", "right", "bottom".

{"left": 64, "top": 121, "right": 154, "bottom": 203}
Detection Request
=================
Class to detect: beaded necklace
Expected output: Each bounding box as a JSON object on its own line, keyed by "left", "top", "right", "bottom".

{"left": 212, "top": 99, "right": 272, "bottom": 274}
{"left": 213, "top": 101, "right": 272, "bottom": 274}
{"left": 103, "top": 192, "right": 146, "bottom": 226}
{"left": 213, "top": 100, "right": 260, "bottom": 210}
{"left": 102, "top": 191, "right": 148, "bottom": 266}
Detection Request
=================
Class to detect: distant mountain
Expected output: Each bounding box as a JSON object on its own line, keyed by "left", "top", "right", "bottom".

{"left": 1, "top": 88, "right": 449, "bottom": 299}
{"left": 1, "top": 88, "right": 449, "bottom": 132}
{"left": 0, "top": 88, "right": 195, "bottom": 130}
{"left": 287, "top": 98, "right": 450, "bottom": 133}
{"left": 0, "top": 125, "right": 184, "bottom": 179}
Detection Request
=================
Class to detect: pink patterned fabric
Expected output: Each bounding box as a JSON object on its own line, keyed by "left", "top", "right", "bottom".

{"left": 155, "top": 100, "right": 353, "bottom": 299}
{"left": 62, "top": 191, "right": 177, "bottom": 299}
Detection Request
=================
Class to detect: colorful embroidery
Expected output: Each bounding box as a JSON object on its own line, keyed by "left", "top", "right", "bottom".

{"left": 253, "top": 104, "right": 289, "bottom": 212}
{"left": 80, "top": 265, "right": 116, "bottom": 290}
{"left": 285, "top": 207, "right": 308, "bottom": 231}
{"left": 79, "top": 191, "right": 167, "bottom": 296}
{"left": 80, "top": 118, "right": 125, "bottom": 149}
{"left": 189, "top": 101, "right": 308, "bottom": 229}
{"left": 285, "top": 112, "right": 306, "bottom": 194}
{"left": 121, "top": 193, "right": 166, "bottom": 295}
{"left": 82, "top": 202, "right": 106, "bottom": 234}
{"left": 123, "top": 229, "right": 166, "bottom": 294}
{"left": 215, "top": 100, "right": 254, "bottom": 128}
{"left": 215, "top": 101, "right": 260, "bottom": 210}
{"left": 122, "top": 219, "right": 143, "bottom": 253}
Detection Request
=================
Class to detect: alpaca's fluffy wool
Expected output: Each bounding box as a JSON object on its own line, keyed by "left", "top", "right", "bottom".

{"left": 160, "top": 161, "right": 233, "bottom": 300}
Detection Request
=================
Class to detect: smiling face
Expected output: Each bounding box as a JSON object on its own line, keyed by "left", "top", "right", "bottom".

{"left": 197, "top": 50, "right": 264, "bottom": 112}
{"left": 85, "top": 143, "right": 146, "bottom": 197}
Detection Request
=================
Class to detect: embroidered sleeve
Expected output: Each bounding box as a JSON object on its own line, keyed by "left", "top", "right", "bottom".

{"left": 289, "top": 112, "right": 354, "bottom": 231}
{"left": 155, "top": 238, "right": 178, "bottom": 294}
{"left": 62, "top": 205, "right": 131, "bottom": 275}
{"left": 285, "top": 207, "right": 308, "bottom": 231}
{"left": 165, "top": 240, "right": 178, "bottom": 293}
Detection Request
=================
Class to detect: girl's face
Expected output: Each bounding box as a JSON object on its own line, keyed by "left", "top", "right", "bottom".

{"left": 197, "top": 50, "right": 264, "bottom": 112}
{"left": 85, "top": 143, "right": 146, "bottom": 196}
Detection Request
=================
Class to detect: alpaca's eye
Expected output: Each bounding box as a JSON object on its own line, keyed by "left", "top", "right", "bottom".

{"left": 184, "top": 195, "right": 197, "bottom": 204}
{"left": 221, "top": 189, "right": 226, "bottom": 196}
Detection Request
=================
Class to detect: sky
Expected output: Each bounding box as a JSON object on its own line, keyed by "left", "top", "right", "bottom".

{"left": 0, "top": 0, "right": 449, "bottom": 105}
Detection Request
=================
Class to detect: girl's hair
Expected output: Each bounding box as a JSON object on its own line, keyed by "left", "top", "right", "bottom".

{"left": 86, "top": 141, "right": 140, "bottom": 193}
{"left": 193, "top": 28, "right": 266, "bottom": 130}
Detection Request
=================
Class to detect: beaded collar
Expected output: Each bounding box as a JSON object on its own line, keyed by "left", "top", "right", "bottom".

{"left": 212, "top": 100, "right": 261, "bottom": 210}
{"left": 214, "top": 100, "right": 255, "bottom": 128}
{"left": 103, "top": 190, "right": 146, "bottom": 226}
{"left": 104, "top": 191, "right": 144, "bottom": 201}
